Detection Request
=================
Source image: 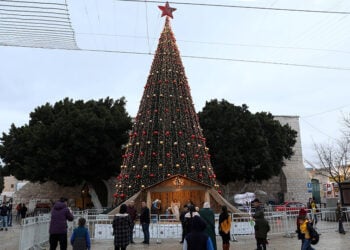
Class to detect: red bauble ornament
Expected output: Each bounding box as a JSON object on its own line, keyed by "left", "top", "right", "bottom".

{"left": 120, "top": 193, "right": 126, "bottom": 199}
{"left": 140, "top": 151, "right": 145, "bottom": 156}
{"left": 113, "top": 193, "right": 119, "bottom": 198}
{"left": 150, "top": 173, "right": 155, "bottom": 177}
{"left": 165, "top": 131, "right": 170, "bottom": 136}
{"left": 152, "top": 152, "right": 157, "bottom": 157}
{"left": 142, "top": 131, "right": 147, "bottom": 136}
{"left": 218, "top": 190, "right": 222, "bottom": 195}
{"left": 194, "top": 154, "right": 199, "bottom": 159}
{"left": 181, "top": 153, "right": 185, "bottom": 158}
{"left": 153, "top": 131, "right": 159, "bottom": 135}
{"left": 178, "top": 131, "right": 183, "bottom": 136}
{"left": 166, "top": 152, "right": 171, "bottom": 158}
{"left": 191, "top": 134, "right": 196, "bottom": 139}
{"left": 136, "top": 174, "right": 141, "bottom": 179}
{"left": 198, "top": 173, "right": 203, "bottom": 178}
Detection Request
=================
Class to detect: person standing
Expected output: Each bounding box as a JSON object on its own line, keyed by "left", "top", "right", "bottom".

{"left": 7, "top": 202, "right": 12, "bottom": 227}
{"left": 218, "top": 206, "right": 231, "bottom": 250}
{"left": 252, "top": 198, "right": 264, "bottom": 218}
{"left": 0, "top": 203, "right": 9, "bottom": 231}
{"left": 49, "top": 197, "right": 74, "bottom": 250}
{"left": 183, "top": 215, "right": 214, "bottom": 250}
{"left": 16, "top": 203, "right": 22, "bottom": 222}
{"left": 20, "top": 203, "right": 28, "bottom": 219}
{"left": 310, "top": 198, "right": 318, "bottom": 227}
{"left": 126, "top": 201, "right": 137, "bottom": 244}
{"left": 336, "top": 203, "right": 346, "bottom": 234}
{"left": 199, "top": 202, "right": 217, "bottom": 250}
{"left": 184, "top": 205, "right": 200, "bottom": 237}
{"left": 254, "top": 210, "right": 270, "bottom": 250}
{"left": 140, "top": 201, "right": 150, "bottom": 244}
{"left": 70, "top": 217, "right": 91, "bottom": 250}
{"left": 112, "top": 204, "right": 132, "bottom": 250}
{"left": 180, "top": 204, "right": 189, "bottom": 243}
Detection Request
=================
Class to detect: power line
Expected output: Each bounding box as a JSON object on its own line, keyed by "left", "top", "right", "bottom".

{"left": 115, "top": 0, "right": 350, "bottom": 15}
{"left": 1, "top": 44, "right": 349, "bottom": 71}
{"left": 302, "top": 105, "right": 350, "bottom": 118}
{"left": 75, "top": 31, "right": 350, "bottom": 55}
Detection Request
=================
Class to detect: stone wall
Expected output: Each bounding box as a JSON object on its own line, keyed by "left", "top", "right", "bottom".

{"left": 220, "top": 116, "right": 311, "bottom": 205}
{"left": 13, "top": 181, "right": 82, "bottom": 209}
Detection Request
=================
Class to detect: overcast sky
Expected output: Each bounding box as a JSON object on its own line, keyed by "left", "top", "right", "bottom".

{"left": 1, "top": 0, "right": 350, "bottom": 166}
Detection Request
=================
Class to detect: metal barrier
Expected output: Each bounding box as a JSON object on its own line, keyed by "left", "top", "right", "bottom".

{"left": 19, "top": 214, "right": 50, "bottom": 250}
{"left": 18, "top": 207, "right": 350, "bottom": 249}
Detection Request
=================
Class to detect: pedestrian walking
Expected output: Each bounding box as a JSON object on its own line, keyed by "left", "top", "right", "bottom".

{"left": 199, "top": 202, "right": 217, "bottom": 250}
{"left": 126, "top": 200, "right": 137, "bottom": 244}
{"left": 70, "top": 217, "right": 91, "bottom": 250}
{"left": 49, "top": 197, "right": 74, "bottom": 250}
{"left": 139, "top": 201, "right": 150, "bottom": 244}
{"left": 254, "top": 210, "right": 270, "bottom": 250}
{"left": 218, "top": 206, "right": 231, "bottom": 250}
{"left": 0, "top": 203, "right": 9, "bottom": 231}
{"left": 112, "top": 204, "right": 131, "bottom": 250}
{"left": 335, "top": 203, "right": 346, "bottom": 234}
{"left": 296, "top": 215, "right": 316, "bottom": 250}
{"left": 183, "top": 215, "right": 214, "bottom": 250}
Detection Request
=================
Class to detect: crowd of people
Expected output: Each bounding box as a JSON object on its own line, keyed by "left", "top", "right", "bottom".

{"left": 12, "top": 195, "right": 346, "bottom": 250}
{"left": 0, "top": 201, "right": 28, "bottom": 231}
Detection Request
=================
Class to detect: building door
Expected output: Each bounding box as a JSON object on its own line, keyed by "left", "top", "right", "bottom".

{"left": 311, "top": 179, "right": 321, "bottom": 203}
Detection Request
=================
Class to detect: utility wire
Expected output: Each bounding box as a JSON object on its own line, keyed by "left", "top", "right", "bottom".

{"left": 1, "top": 44, "right": 348, "bottom": 71}
{"left": 75, "top": 32, "right": 350, "bottom": 55}
{"left": 302, "top": 105, "right": 350, "bottom": 118}
{"left": 115, "top": 0, "right": 350, "bottom": 15}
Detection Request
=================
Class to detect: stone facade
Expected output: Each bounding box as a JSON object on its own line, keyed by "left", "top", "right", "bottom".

{"left": 221, "top": 116, "right": 311, "bottom": 204}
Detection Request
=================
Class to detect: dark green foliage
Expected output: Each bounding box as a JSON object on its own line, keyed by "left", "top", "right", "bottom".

{"left": 198, "top": 99, "right": 297, "bottom": 184}
{"left": 0, "top": 97, "right": 132, "bottom": 186}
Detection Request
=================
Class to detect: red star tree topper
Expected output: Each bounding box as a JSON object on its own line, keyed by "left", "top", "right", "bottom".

{"left": 158, "top": 1, "right": 176, "bottom": 18}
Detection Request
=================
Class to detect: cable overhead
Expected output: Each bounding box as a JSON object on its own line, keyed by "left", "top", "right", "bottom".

{"left": 115, "top": 0, "right": 350, "bottom": 15}
{"left": 1, "top": 44, "right": 348, "bottom": 71}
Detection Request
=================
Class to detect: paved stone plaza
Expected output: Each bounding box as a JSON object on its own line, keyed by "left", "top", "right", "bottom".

{"left": 1, "top": 222, "right": 349, "bottom": 250}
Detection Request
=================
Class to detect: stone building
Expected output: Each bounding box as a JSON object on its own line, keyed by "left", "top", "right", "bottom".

{"left": 221, "top": 116, "right": 311, "bottom": 205}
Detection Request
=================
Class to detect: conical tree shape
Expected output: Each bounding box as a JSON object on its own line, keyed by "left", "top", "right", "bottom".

{"left": 115, "top": 17, "right": 218, "bottom": 201}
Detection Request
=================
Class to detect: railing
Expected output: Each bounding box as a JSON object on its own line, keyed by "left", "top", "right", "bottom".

{"left": 18, "top": 207, "right": 350, "bottom": 249}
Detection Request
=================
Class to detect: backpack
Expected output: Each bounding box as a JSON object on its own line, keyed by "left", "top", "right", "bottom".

{"left": 308, "top": 222, "right": 319, "bottom": 245}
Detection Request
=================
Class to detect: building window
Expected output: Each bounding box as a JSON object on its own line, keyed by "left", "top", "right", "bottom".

{"left": 11, "top": 184, "right": 14, "bottom": 188}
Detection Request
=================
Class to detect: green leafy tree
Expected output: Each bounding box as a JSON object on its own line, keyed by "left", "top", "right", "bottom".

{"left": 0, "top": 164, "right": 4, "bottom": 193}
{"left": 0, "top": 97, "right": 132, "bottom": 186}
{"left": 198, "top": 99, "right": 297, "bottom": 184}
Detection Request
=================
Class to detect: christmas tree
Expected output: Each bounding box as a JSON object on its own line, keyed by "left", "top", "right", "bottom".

{"left": 114, "top": 2, "right": 218, "bottom": 203}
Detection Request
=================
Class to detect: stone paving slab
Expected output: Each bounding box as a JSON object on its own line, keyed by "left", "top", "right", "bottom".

{"left": 1, "top": 224, "right": 349, "bottom": 250}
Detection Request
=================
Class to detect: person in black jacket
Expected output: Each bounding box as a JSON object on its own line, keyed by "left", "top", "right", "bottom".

{"left": 183, "top": 215, "right": 214, "bottom": 250}
{"left": 139, "top": 201, "right": 150, "bottom": 244}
